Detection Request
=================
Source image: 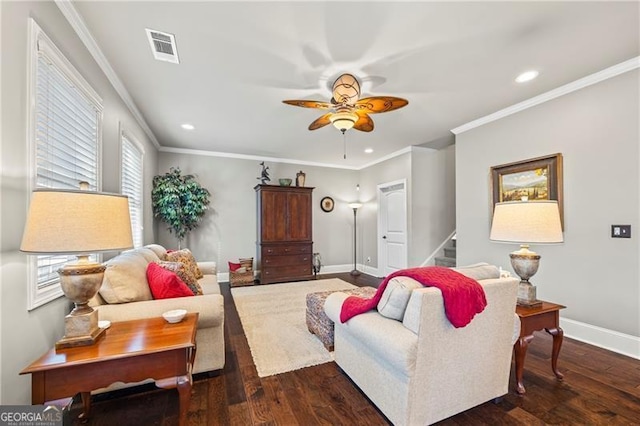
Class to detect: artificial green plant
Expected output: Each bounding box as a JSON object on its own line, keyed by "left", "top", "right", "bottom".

{"left": 151, "top": 167, "right": 210, "bottom": 248}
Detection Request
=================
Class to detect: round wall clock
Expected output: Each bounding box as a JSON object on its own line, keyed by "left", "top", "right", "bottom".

{"left": 320, "top": 196, "right": 334, "bottom": 212}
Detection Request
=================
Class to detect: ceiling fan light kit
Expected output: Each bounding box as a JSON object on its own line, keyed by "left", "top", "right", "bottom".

{"left": 329, "top": 110, "right": 359, "bottom": 133}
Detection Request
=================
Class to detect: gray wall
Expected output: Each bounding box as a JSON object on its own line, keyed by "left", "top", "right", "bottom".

{"left": 0, "top": 1, "right": 158, "bottom": 403}
{"left": 157, "top": 152, "right": 360, "bottom": 271}
{"left": 456, "top": 70, "right": 639, "bottom": 336}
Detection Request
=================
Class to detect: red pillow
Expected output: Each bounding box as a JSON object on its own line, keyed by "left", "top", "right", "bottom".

{"left": 228, "top": 261, "right": 242, "bottom": 272}
{"left": 146, "top": 262, "right": 194, "bottom": 299}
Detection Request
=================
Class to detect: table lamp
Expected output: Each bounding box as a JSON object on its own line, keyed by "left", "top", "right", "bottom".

{"left": 489, "top": 200, "right": 563, "bottom": 307}
{"left": 21, "top": 187, "right": 133, "bottom": 349}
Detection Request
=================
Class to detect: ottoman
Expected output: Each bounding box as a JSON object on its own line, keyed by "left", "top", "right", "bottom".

{"left": 306, "top": 286, "right": 377, "bottom": 351}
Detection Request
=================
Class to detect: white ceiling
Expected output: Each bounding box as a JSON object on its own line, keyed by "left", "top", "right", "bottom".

{"left": 70, "top": 1, "right": 639, "bottom": 168}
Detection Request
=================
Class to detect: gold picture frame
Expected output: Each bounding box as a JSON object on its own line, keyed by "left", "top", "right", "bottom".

{"left": 490, "top": 153, "right": 564, "bottom": 227}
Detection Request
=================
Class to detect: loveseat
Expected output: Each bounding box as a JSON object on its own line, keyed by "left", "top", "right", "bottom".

{"left": 90, "top": 244, "right": 225, "bottom": 376}
{"left": 325, "top": 265, "right": 518, "bottom": 425}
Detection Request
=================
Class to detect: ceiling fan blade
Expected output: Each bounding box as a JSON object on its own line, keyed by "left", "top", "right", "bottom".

{"left": 283, "top": 100, "right": 333, "bottom": 110}
{"left": 353, "top": 112, "right": 374, "bottom": 132}
{"left": 308, "top": 113, "right": 332, "bottom": 131}
{"left": 355, "top": 96, "right": 409, "bottom": 114}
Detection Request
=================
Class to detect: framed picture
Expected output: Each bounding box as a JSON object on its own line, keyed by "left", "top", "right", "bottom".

{"left": 320, "top": 196, "right": 334, "bottom": 212}
{"left": 490, "top": 153, "right": 563, "bottom": 226}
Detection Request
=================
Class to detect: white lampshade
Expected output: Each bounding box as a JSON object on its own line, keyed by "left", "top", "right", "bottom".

{"left": 348, "top": 202, "right": 363, "bottom": 209}
{"left": 21, "top": 189, "right": 134, "bottom": 254}
{"left": 330, "top": 111, "right": 359, "bottom": 132}
{"left": 490, "top": 201, "right": 563, "bottom": 244}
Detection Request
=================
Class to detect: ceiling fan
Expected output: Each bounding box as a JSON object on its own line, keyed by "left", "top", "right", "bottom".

{"left": 283, "top": 73, "right": 408, "bottom": 134}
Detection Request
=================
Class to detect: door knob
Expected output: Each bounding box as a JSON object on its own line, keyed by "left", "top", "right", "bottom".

{"left": 382, "top": 236, "right": 387, "bottom": 239}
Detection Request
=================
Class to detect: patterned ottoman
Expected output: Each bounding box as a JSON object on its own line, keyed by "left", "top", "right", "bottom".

{"left": 306, "top": 286, "right": 377, "bottom": 351}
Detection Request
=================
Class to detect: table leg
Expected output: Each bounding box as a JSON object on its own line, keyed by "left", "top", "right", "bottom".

{"left": 77, "top": 392, "right": 92, "bottom": 421}
{"left": 176, "top": 375, "right": 191, "bottom": 426}
{"left": 514, "top": 334, "right": 534, "bottom": 394}
{"left": 546, "top": 327, "right": 564, "bottom": 380}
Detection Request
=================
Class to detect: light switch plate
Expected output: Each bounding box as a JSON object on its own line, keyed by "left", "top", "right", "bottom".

{"left": 611, "top": 225, "right": 631, "bottom": 238}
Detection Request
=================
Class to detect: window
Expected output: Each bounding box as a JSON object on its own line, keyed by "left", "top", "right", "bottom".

{"left": 27, "top": 19, "right": 103, "bottom": 309}
{"left": 121, "top": 130, "right": 144, "bottom": 248}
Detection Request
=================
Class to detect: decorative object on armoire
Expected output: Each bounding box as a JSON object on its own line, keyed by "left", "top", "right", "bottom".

{"left": 255, "top": 185, "right": 314, "bottom": 284}
{"left": 490, "top": 153, "right": 563, "bottom": 227}
{"left": 257, "top": 161, "right": 271, "bottom": 184}
{"left": 489, "top": 200, "right": 563, "bottom": 307}
{"left": 296, "top": 170, "right": 306, "bottom": 187}
{"left": 279, "top": 178, "right": 292, "bottom": 186}
{"left": 312, "top": 252, "right": 323, "bottom": 278}
{"left": 151, "top": 167, "right": 210, "bottom": 249}
{"left": 320, "top": 196, "right": 334, "bottom": 212}
{"left": 348, "top": 202, "right": 363, "bottom": 276}
{"left": 20, "top": 187, "right": 133, "bottom": 349}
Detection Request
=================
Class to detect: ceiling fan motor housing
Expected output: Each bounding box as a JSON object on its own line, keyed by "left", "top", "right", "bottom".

{"left": 332, "top": 73, "right": 361, "bottom": 104}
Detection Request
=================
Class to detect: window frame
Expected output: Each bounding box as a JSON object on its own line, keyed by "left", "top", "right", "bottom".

{"left": 119, "top": 125, "right": 145, "bottom": 248}
{"left": 26, "top": 19, "right": 103, "bottom": 310}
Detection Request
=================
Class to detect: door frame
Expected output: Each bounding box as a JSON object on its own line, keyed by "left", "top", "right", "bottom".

{"left": 377, "top": 178, "right": 408, "bottom": 276}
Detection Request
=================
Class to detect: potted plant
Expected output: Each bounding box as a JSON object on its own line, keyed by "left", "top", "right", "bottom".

{"left": 151, "top": 167, "right": 210, "bottom": 248}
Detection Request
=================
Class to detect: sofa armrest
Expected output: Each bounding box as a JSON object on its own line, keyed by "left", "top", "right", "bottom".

{"left": 197, "top": 261, "right": 217, "bottom": 275}
{"left": 324, "top": 292, "right": 351, "bottom": 324}
{"left": 94, "top": 294, "right": 224, "bottom": 329}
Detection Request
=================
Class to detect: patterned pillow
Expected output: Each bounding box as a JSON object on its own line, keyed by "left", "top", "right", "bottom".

{"left": 155, "top": 261, "right": 202, "bottom": 295}
{"left": 166, "top": 249, "right": 203, "bottom": 279}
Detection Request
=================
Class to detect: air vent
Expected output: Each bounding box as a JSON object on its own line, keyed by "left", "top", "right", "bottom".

{"left": 145, "top": 28, "right": 179, "bottom": 64}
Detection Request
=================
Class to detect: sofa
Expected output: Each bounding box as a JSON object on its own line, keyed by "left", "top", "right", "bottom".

{"left": 90, "top": 244, "right": 225, "bottom": 376}
{"left": 324, "top": 265, "right": 518, "bottom": 426}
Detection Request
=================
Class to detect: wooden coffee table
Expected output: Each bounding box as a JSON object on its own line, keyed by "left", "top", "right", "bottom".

{"left": 21, "top": 313, "right": 198, "bottom": 426}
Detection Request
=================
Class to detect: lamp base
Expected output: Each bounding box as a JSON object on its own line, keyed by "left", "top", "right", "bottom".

{"left": 517, "top": 281, "right": 543, "bottom": 308}
{"left": 350, "top": 269, "right": 361, "bottom": 277}
{"left": 56, "top": 309, "right": 106, "bottom": 350}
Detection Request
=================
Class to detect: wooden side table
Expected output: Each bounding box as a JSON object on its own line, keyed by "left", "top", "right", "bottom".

{"left": 21, "top": 314, "right": 198, "bottom": 426}
{"left": 514, "top": 301, "right": 566, "bottom": 394}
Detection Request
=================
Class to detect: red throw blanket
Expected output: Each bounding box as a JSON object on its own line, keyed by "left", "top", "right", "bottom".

{"left": 340, "top": 266, "right": 487, "bottom": 328}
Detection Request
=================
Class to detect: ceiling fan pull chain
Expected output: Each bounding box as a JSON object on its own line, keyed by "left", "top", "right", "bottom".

{"left": 343, "top": 132, "right": 347, "bottom": 159}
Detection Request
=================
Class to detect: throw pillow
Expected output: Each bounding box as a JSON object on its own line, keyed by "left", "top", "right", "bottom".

{"left": 166, "top": 248, "right": 203, "bottom": 279}
{"left": 453, "top": 263, "right": 500, "bottom": 281}
{"left": 99, "top": 251, "right": 153, "bottom": 304}
{"left": 146, "top": 263, "right": 194, "bottom": 299}
{"left": 377, "top": 277, "right": 423, "bottom": 321}
{"left": 155, "top": 260, "right": 202, "bottom": 295}
{"left": 228, "top": 261, "right": 242, "bottom": 272}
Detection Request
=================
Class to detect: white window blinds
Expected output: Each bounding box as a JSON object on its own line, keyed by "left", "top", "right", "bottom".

{"left": 28, "top": 19, "right": 103, "bottom": 308}
{"left": 121, "top": 135, "right": 144, "bottom": 248}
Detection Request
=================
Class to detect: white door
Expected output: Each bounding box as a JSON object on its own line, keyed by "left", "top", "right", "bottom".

{"left": 378, "top": 180, "right": 407, "bottom": 277}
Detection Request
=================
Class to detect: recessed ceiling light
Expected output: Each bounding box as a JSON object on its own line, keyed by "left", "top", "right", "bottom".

{"left": 515, "top": 70, "right": 539, "bottom": 83}
{"left": 364, "top": 148, "right": 373, "bottom": 154}
{"left": 181, "top": 123, "right": 195, "bottom": 130}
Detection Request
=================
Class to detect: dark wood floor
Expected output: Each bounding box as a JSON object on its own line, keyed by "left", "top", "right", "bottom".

{"left": 70, "top": 273, "right": 640, "bottom": 425}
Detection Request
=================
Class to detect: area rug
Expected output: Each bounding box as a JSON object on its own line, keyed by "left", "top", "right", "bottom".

{"left": 231, "top": 279, "right": 356, "bottom": 377}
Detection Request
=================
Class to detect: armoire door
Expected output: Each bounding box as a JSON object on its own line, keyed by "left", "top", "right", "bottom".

{"left": 287, "top": 191, "right": 312, "bottom": 241}
{"left": 260, "top": 190, "right": 287, "bottom": 242}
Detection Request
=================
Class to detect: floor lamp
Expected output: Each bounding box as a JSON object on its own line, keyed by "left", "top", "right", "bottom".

{"left": 348, "top": 203, "right": 362, "bottom": 276}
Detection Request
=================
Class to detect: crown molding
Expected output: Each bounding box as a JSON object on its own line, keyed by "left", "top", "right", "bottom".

{"left": 158, "top": 147, "right": 359, "bottom": 170}
{"left": 54, "top": 0, "right": 161, "bottom": 149}
{"left": 452, "top": 56, "right": 640, "bottom": 135}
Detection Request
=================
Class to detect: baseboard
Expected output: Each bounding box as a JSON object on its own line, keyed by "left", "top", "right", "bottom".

{"left": 217, "top": 272, "right": 229, "bottom": 283}
{"left": 560, "top": 318, "right": 640, "bottom": 360}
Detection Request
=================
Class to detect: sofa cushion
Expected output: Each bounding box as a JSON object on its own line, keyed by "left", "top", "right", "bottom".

{"left": 147, "top": 263, "right": 195, "bottom": 299}
{"left": 156, "top": 260, "right": 202, "bottom": 295}
{"left": 166, "top": 249, "right": 203, "bottom": 279}
{"left": 99, "top": 251, "right": 153, "bottom": 304}
{"left": 377, "top": 277, "right": 423, "bottom": 321}
{"left": 144, "top": 244, "right": 167, "bottom": 260}
{"left": 124, "top": 247, "right": 160, "bottom": 263}
{"left": 453, "top": 263, "right": 500, "bottom": 281}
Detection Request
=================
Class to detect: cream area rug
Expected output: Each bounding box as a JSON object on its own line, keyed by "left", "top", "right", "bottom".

{"left": 231, "top": 278, "right": 356, "bottom": 377}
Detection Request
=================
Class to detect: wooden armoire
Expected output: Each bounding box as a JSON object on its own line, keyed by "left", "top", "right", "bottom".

{"left": 255, "top": 185, "right": 313, "bottom": 284}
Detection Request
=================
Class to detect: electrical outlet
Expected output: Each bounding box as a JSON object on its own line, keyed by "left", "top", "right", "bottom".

{"left": 611, "top": 225, "right": 631, "bottom": 238}
{"left": 366, "top": 256, "right": 371, "bottom": 263}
